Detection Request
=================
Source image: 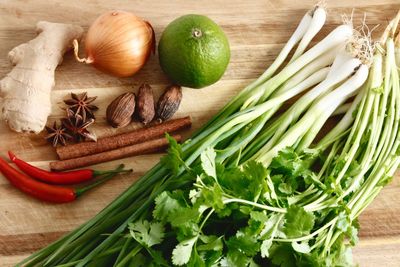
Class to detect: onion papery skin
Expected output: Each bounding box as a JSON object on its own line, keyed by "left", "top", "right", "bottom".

{"left": 84, "top": 10, "right": 155, "bottom": 77}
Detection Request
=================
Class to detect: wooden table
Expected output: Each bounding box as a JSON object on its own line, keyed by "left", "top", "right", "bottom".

{"left": 1, "top": 0, "right": 400, "bottom": 266}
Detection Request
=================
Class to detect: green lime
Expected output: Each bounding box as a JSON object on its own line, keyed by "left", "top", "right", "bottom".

{"left": 158, "top": 14, "right": 230, "bottom": 89}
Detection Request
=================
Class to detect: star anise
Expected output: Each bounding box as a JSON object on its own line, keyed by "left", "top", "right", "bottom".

{"left": 45, "top": 121, "right": 73, "bottom": 147}
{"left": 61, "top": 109, "right": 97, "bottom": 142}
{"left": 64, "top": 92, "right": 98, "bottom": 121}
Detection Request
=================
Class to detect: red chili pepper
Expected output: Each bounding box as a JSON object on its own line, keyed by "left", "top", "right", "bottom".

{"left": 0, "top": 157, "right": 125, "bottom": 203}
{"left": 8, "top": 151, "right": 131, "bottom": 185}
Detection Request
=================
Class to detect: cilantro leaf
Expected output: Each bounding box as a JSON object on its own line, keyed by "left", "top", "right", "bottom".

{"left": 378, "top": 172, "right": 394, "bottom": 187}
{"left": 226, "top": 230, "right": 260, "bottom": 256}
{"left": 334, "top": 211, "right": 359, "bottom": 246}
{"left": 201, "top": 147, "right": 217, "bottom": 178}
{"left": 283, "top": 205, "right": 315, "bottom": 238}
{"left": 243, "top": 160, "right": 268, "bottom": 199}
{"left": 260, "top": 239, "right": 272, "bottom": 258}
{"left": 221, "top": 251, "right": 251, "bottom": 267}
{"left": 243, "top": 160, "right": 268, "bottom": 183}
{"left": 270, "top": 147, "right": 309, "bottom": 177}
{"left": 153, "top": 191, "right": 183, "bottom": 222}
{"left": 250, "top": 210, "right": 268, "bottom": 222}
{"left": 169, "top": 207, "right": 200, "bottom": 228}
{"left": 187, "top": 248, "right": 206, "bottom": 267}
{"left": 336, "top": 212, "right": 350, "bottom": 232}
{"left": 129, "top": 220, "right": 165, "bottom": 248}
{"left": 153, "top": 191, "right": 200, "bottom": 241}
{"left": 218, "top": 160, "right": 267, "bottom": 201}
{"left": 259, "top": 213, "right": 284, "bottom": 239}
{"left": 269, "top": 243, "right": 297, "bottom": 267}
{"left": 161, "top": 133, "right": 185, "bottom": 175}
{"left": 146, "top": 247, "right": 169, "bottom": 266}
{"left": 198, "top": 235, "right": 223, "bottom": 251}
{"left": 347, "top": 225, "right": 359, "bottom": 246}
{"left": 278, "top": 182, "right": 295, "bottom": 195}
{"left": 200, "top": 183, "right": 225, "bottom": 213}
{"left": 201, "top": 249, "right": 223, "bottom": 266}
{"left": 189, "top": 188, "right": 201, "bottom": 204}
{"left": 175, "top": 221, "right": 200, "bottom": 242}
{"left": 172, "top": 236, "right": 198, "bottom": 266}
{"left": 295, "top": 252, "right": 324, "bottom": 267}
{"left": 270, "top": 147, "right": 319, "bottom": 194}
{"left": 325, "top": 236, "right": 354, "bottom": 267}
{"left": 218, "top": 166, "right": 246, "bottom": 196}
{"left": 291, "top": 241, "right": 311, "bottom": 253}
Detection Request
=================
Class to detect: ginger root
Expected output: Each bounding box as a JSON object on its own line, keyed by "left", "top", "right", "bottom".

{"left": 0, "top": 21, "right": 83, "bottom": 133}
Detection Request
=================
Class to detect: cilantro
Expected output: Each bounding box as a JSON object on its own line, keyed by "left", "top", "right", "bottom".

{"left": 200, "top": 147, "right": 217, "bottom": 178}
{"left": 283, "top": 205, "right": 315, "bottom": 238}
{"left": 347, "top": 225, "right": 359, "bottom": 246}
{"left": 146, "top": 247, "right": 169, "bottom": 266}
{"left": 218, "top": 160, "right": 267, "bottom": 201}
{"left": 278, "top": 182, "right": 295, "bottom": 195}
{"left": 160, "top": 133, "right": 185, "bottom": 175}
{"left": 243, "top": 160, "right": 268, "bottom": 199}
{"left": 169, "top": 207, "right": 200, "bottom": 228}
{"left": 378, "top": 173, "right": 394, "bottom": 186}
{"left": 218, "top": 165, "right": 247, "bottom": 197}
{"left": 291, "top": 241, "right": 311, "bottom": 254}
{"left": 269, "top": 243, "right": 297, "bottom": 267}
{"left": 243, "top": 160, "right": 268, "bottom": 183}
{"left": 295, "top": 252, "right": 325, "bottom": 267}
{"left": 250, "top": 210, "right": 268, "bottom": 222}
{"left": 153, "top": 191, "right": 183, "bottom": 222}
{"left": 189, "top": 188, "right": 201, "bottom": 204}
{"left": 325, "top": 236, "right": 354, "bottom": 267}
{"left": 270, "top": 147, "right": 315, "bottom": 178}
{"left": 175, "top": 221, "right": 200, "bottom": 242}
{"left": 200, "top": 183, "right": 225, "bottom": 212}
{"left": 226, "top": 230, "right": 260, "bottom": 256}
{"left": 129, "top": 220, "right": 165, "bottom": 248}
{"left": 198, "top": 235, "right": 222, "bottom": 250}
{"left": 269, "top": 147, "right": 318, "bottom": 195}
{"left": 336, "top": 212, "right": 350, "bottom": 232}
{"left": 130, "top": 138, "right": 367, "bottom": 267}
{"left": 221, "top": 251, "right": 252, "bottom": 267}
{"left": 260, "top": 239, "right": 272, "bottom": 258}
{"left": 187, "top": 248, "right": 206, "bottom": 267}
{"left": 172, "top": 236, "right": 198, "bottom": 266}
{"left": 259, "top": 213, "right": 283, "bottom": 239}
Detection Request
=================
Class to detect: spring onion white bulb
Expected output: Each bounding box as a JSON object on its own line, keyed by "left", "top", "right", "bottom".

{"left": 290, "top": 5, "right": 327, "bottom": 62}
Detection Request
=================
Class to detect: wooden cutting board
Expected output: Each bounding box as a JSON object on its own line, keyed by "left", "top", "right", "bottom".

{"left": 1, "top": 0, "right": 400, "bottom": 266}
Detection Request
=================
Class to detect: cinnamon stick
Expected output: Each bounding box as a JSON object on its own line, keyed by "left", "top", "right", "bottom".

{"left": 56, "top": 116, "right": 191, "bottom": 160}
{"left": 50, "top": 134, "right": 181, "bottom": 171}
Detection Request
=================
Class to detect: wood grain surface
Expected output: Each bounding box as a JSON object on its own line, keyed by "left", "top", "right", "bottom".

{"left": 1, "top": 0, "right": 400, "bottom": 266}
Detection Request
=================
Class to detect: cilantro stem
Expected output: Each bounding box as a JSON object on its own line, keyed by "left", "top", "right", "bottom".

{"left": 199, "top": 209, "right": 215, "bottom": 231}
{"left": 321, "top": 222, "right": 335, "bottom": 256}
{"left": 223, "top": 198, "right": 287, "bottom": 213}
{"left": 273, "top": 217, "right": 338, "bottom": 243}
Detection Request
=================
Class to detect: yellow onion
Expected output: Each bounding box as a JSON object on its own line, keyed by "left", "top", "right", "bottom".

{"left": 73, "top": 10, "right": 155, "bottom": 77}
